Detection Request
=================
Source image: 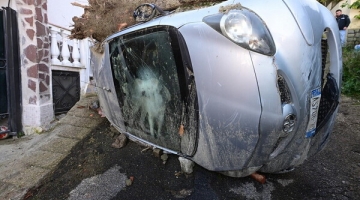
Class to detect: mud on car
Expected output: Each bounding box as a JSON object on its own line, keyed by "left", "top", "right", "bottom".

{"left": 92, "top": 0, "right": 342, "bottom": 177}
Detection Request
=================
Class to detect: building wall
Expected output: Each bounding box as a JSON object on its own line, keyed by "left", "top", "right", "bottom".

{"left": 1, "top": 0, "right": 91, "bottom": 134}
{"left": 0, "top": 0, "right": 53, "bottom": 133}
{"left": 14, "top": 0, "right": 53, "bottom": 133}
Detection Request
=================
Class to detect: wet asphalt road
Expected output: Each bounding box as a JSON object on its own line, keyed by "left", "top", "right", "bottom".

{"left": 27, "top": 98, "right": 360, "bottom": 200}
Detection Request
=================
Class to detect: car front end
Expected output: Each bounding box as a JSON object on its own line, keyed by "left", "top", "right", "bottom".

{"left": 92, "top": 0, "right": 342, "bottom": 177}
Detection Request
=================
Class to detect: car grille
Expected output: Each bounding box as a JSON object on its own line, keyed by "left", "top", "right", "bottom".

{"left": 321, "top": 39, "right": 328, "bottom": 86}
{"left": 277, "top": 75, "right": 291, "bottom": 104}
{"left": 316, "top": 39, "right": 339, "bottom": 132}
{"left": 316, "top": 73, "right": 339, "bottom": 132}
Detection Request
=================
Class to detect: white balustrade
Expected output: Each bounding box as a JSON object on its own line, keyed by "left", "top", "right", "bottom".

{"left": 50, "top": 27, "right": 61, "bottom": 65}
{"left": 49, "top": 24, "right": 93, "bottom": 95}
{"left": 72, "top": 39, "right": 81, "bottom": 67}
{"left": 49, "top": 25, "right": 91, "bottom": 68}
{"left": 60, "top": 30, "right": 71, "bottom": 66}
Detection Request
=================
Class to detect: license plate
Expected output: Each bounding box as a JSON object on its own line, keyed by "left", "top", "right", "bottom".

{"left": 305, "top": 87, "right": 321, "bottom": 138}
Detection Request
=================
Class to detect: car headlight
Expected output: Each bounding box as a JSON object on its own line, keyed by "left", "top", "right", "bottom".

{"left": 203, "top": 8, "right": 276, "bottom": 56}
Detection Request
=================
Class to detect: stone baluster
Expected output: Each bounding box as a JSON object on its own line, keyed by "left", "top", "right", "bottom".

{"left": 72, "top": 39, "right": 81, "bottom": 67}
{"left": 80, "top": 39, "right": 87, "bottom": 67}
{"left": 61, "top": 30, "right": 71, "bottom": 66}
{"left": 50, "top": 27, "right": 61, "bottom": 65}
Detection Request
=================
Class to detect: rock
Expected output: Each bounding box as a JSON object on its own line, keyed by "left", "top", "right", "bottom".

{"left": 125, "top": 179, "right": 133, "bottom": 186}
{"left": 178, "top": 157, "right": 194, "bottom": 174}
{"left": 97, "top": 108, "right": 106, "bottom": 117}
{"left": 161, "top": 154, "right": 168, "bottom": 164}
{"left": 34, "top": 127, "right": 43, "bottom": 134}
{"left": 111, "top": 133, "right": 128, "bottom": 149}
{"left": 109, "top": 126, "right": 118, "bottom": 133}
{"left": 89, "top": 100, "right": 100, "bottom": 110}
{"left": 170, "top": 189, "right": 193, "bottom": 198}
{"left": 250, "top": 172, "right": 266, "bottom": 184}
{"left": 153, "top": 148, "right": 162, "bottom": 157}
{"left": 161, "top": 153, "right": 168, "bottom": 161}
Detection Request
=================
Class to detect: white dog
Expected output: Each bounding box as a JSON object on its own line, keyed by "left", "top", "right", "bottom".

{"left": 130, "top": 67, "right": 171, "bottom": 138}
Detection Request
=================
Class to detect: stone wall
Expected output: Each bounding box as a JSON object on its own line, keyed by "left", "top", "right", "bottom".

{"left": 16, "top": 0, "right": 54, "bottom": 133}
{"left": 347, "top": 29, "right": 360, "bottom": 46}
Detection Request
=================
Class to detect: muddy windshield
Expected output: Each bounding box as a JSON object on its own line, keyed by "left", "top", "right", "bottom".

{"left": 109, "top": 29, "right": 184, "bottom": 151}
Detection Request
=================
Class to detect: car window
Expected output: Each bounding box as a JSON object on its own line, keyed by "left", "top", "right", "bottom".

{"left": 109, "top": 31, "right": 183, "bottom": 151}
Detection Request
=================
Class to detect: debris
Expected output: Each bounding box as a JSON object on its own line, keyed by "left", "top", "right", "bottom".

{"left": 111, "top": 133, "right": 128, "bottom": 148}
{"left": 178, "top": 157, "right": 194, "bottom": 174}
{"left": 70, "top": 0, "right": 224, "bottom": 42}
{"left": 77, "top": 105, "right": 86, "bottom": 109}
{"left": 0, "top": 125, "right": 8, "bottom": 132}
{"left": 117, "top": 22, "right": 127, "bottom": 31}
{"left": 0, "top": 134, "right": 9, "bottom": 140}
{"left": 109, "top": 125, "right": 118, "bottom": 134}
{"left": 178, "top": 124, "right": 184, "bottom": 137}
{"left": 88, "top": 100, "right": 100, "bottom": 110}
{"left": 0, "top": 125, "right": 9, "bottom": 140}
{"left": 97, "top": 108, "right": 106, "bottom": 117}
{"left": 34, "top": 127, "right": 43, "bottom": 134}
{"left": 169, "top": 189, "right": 193, "bottom": 198}
{"left": 125, "top": 178, "right": 133, "bottom": 186}
{"left": 219, "top": 3, "right": 242, "bottom": 14}
{"left": 153, "top": 148, "right": 162, "bottom": 157}
{"left": 125, "top": 176, "right": 134, "bottom": 186}
{"left": 23, "top": 190, "right": 35, "bottom": 199}
{"left": 174, "top": 171, "right": 183, "bottom": 178}
{"left": 141, "top": 146, "right": 151, "bottom": 153}
{"left": 250, "top": 172, "right": 266, "bottom": 184}
{"left": 161, "top": 153, "right": 168, "bottom": 164}
{"left": 88, "top": 100, "right": 106, "bottom": 117}
{"left": 71, "top": 2, "right": 91, "bottom": 9}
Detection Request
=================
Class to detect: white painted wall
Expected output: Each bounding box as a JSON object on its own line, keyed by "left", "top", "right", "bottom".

{"left": 0, "top": 0, "right": 9, "bottom": 7}
{"left": 48, "top": 0, "right": 87, "bottom": 29}
{"left": 0, "top": 0, "right": 16, "bottom": 8}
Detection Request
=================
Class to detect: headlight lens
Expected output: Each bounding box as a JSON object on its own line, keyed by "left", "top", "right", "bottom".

{"left": 221, "top": 11, "right": 252, "bottom": 44}
{"left": 204, "top": 8, "right": 276, "bottom": 56}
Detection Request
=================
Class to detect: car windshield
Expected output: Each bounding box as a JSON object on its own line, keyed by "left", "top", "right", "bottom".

{"left": 109, "top": 30, "right": 183, "bottom": 151}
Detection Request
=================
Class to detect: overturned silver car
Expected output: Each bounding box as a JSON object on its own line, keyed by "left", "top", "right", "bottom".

{"left": 92, "top": 0, "right": 342, "bottom": 177}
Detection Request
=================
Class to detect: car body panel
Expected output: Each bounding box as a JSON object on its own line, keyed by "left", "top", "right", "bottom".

{"left": 178, "top": 23, "right": 261, "bottom": 171}
{"left": 91, "top": 45, "right": 126, "bottom": 133}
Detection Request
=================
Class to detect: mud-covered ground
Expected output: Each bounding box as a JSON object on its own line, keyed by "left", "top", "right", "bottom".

{"left": 26, "top": 95, "right": 360, "bottom": 200}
